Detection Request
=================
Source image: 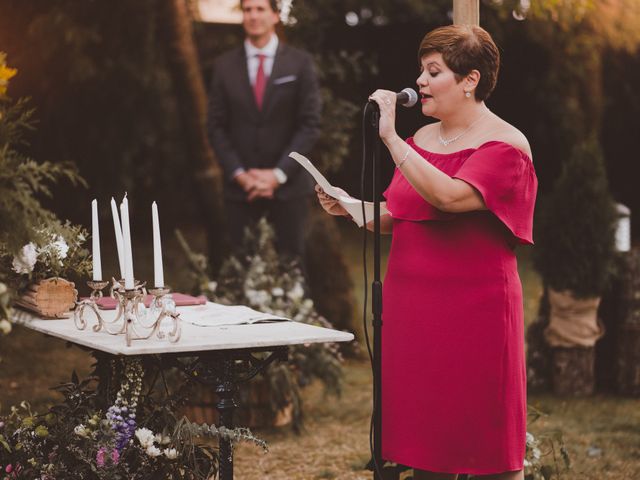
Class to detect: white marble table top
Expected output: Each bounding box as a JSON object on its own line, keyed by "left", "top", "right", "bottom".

{"left": 11, "top": 305, "right": 354, "bottom": 356}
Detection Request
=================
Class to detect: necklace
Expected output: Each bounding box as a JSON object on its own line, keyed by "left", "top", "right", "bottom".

{"left": 438, "top": 110, "right": 489, "bottom": 146}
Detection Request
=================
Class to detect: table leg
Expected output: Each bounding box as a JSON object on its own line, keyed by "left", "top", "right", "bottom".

{"left": 216, "top": 358, "right": 237, "bottom": 480}
{"left": 186, "top": 348, "right": 287, "bottom": 480}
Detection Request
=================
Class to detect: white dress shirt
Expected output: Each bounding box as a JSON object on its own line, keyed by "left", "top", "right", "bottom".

{"left": 245, "top": 34, "right": 279, "bottom": 86}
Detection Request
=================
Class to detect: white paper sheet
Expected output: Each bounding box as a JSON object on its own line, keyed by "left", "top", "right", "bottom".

{"left": 178, "top": 302, "right": 289, "bottom": 327}
{"left": 288, "top": 152, "right": 390, "bottom": 227}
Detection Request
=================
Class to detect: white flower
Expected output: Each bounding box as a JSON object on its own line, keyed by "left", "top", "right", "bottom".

{"left": 287, "top": 283, "right": 304, "bottom": 301}
{"left": 12, "top": 243, "right": 37, "bottom": 274}
{"left": 271, "top": 287, "right": 284, "bottom": 297}
{"left": 207, "top": 281, "right": 218, "bottom": 292}
{"left": 526, "top": 432, "right": 535, "bottom": 444}
{"left": 73, "top": 424, "right": 89, "bottom": 438}
{"left": 246, "top": 289, "right": 269, "bottom": 307}
{"left": 164, "top": 448, "right": 178, "bottom": 459}
{"left": 135, "top": 427, "right": 156, "bottom": 448}
{"left": 52, "top": 236, "right": 69, "bottom": 259}
{"left": 146, "top": 445, "right": 162, "bottom": 457}
{"left": 155, "top": 433, "right": 171, "bottom": 445}
{"left": 532, "top": 447, "right": 541, "bottom": 460}
{"left": 0, "top": 319, "right": 11, "bottom": 335}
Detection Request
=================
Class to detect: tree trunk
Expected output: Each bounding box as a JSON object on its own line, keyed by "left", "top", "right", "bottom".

{"left": 158, "top": 0, "right": 226, "bottom": 273}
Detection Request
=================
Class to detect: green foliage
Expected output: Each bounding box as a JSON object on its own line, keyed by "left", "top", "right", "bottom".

{"left": 0, "top": 53, "right": 88, "bottom": 346}
{"left": 177, "top": 220, "right": 345, "bottom": 430}
{"left": 0, "top": 95, "right": 86, "bottom": 257}
{"left": 534, "top": 138, "right": 617, "bottom": 298}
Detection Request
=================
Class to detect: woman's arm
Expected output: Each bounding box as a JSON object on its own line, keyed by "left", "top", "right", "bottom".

{"left": 385, "top": 135, "right": 485, "bottom": 213}
{"left": 367, "top": 89, "right": 485, "bottom": 214}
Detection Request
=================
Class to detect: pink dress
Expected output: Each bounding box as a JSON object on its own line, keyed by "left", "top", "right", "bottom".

{"left": 381, "top": 139, "right": 538, "bottom": 474}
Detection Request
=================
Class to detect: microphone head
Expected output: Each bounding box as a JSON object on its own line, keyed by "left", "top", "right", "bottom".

{"left": 399, "top": 88, "right": 418, "bottom": 107}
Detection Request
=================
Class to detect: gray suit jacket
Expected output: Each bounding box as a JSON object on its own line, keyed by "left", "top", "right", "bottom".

{"left": 208, "top": 42, "right": 322, "bottom": 200}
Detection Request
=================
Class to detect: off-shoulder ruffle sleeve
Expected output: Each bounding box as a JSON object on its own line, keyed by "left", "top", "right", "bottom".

{"left": 453, "top": 141, "right": 538, "bottom": 245}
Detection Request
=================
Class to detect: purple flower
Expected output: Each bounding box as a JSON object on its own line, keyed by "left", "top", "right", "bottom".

{"left": 111, "top": 449, "right": 120, "bottom": 464}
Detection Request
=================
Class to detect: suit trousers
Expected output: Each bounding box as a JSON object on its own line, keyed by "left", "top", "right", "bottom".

{"left": 224, "top": 196, "right": 309, "bottom": 261}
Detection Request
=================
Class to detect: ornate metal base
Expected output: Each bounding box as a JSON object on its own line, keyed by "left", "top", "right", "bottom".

{"left": 175, "top": 348, "right": 288, "bottom": 480}
{"left": 74, "top": 279, "right": 181, "bottom": 346}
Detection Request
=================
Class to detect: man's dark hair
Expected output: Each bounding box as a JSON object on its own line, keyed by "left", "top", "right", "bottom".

{"left": 240, "top": 0, "right": 279, "bottom": 12}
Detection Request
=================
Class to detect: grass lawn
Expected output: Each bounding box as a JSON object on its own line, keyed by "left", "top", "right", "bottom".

{"left": 1, "top": 222, "right": 639, "bottom": 479}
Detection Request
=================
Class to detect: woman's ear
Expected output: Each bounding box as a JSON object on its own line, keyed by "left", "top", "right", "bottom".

{"left": 464, "top": 69, "right": 481, "bottom": 91}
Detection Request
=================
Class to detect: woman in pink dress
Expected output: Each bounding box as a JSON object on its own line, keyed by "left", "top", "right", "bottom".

{"left": 317, "top": 25, "right": 537, "bottom": 480}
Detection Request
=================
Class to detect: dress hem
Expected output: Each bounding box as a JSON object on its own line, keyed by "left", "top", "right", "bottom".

{"left": 383, "top": 451, "right": 524, "bottom": 475}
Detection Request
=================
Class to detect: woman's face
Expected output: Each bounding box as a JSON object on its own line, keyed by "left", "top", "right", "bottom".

{"left": 416, "top": 52, "right": 467, "bottom": 119}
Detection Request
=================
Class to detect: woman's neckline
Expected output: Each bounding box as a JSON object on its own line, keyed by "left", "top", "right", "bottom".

{"left": 408, "top": 137, "right": 531, "bottom": 160}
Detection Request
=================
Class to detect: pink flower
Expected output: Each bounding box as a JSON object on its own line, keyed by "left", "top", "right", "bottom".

{"left": 96, "top": 447, "right": 107, "bottom": 467}
{"left": 111, "top": 448, "right": 120, "bottom": 464}
{"left": 5, "top": 464, "right": 12, "bottom": 473}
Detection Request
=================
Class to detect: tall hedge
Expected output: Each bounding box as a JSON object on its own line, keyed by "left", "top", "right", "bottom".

{"left": 533, "top": 138, "right": 617, "bottom": 298}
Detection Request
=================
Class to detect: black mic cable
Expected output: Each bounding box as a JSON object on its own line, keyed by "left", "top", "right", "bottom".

{"left": 361, "top": 100, "right": 385, "bottom": 480}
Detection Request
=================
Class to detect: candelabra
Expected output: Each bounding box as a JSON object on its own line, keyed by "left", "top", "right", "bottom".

{"left": 74, "top": 278, "right": 181, "bottom": 346}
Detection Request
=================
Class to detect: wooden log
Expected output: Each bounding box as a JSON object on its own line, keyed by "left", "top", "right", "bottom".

{"left": 551, "top": 346, "right": 596, "bottom": 396}
{"left": 613, "top": 248, "right": 640, "bottom": 395}
{"left": 526, "top": 290, "right": 553, "bottom": 393}
{"left": 453, "top": 0, "right": 479, "bottom": 26}
{"left": 597, "top": 252, "right": 632, "bottom": 391}
{"left": 617, "top": 324, "right": 640, "bottom": 396}
{"left": 14, "top": 277, "right": 77, "bottom": 318}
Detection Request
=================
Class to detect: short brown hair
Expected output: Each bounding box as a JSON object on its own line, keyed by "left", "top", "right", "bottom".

{"left": 418, "top": 25, "right": 500, "bottom": 101}
{"left": 240, "top": 0, "right": 279, "bottom": 12}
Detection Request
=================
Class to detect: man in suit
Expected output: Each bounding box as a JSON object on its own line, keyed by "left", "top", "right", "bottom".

{"left": 208, "top": 0, "right": 322, "bottom": 261}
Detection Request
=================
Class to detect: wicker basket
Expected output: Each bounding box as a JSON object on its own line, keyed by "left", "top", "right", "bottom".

{"left": 14, "top": 277, "right": 77, "bottom": 318}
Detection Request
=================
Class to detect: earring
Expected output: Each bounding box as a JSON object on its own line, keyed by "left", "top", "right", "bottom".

{"left": 465, "top": 91, "right": 471, "bottom": 98}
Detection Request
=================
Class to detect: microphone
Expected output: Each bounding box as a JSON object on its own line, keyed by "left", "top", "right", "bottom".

{"left": 369, "top": 88, "right": 418, "bottom": 108}
{"left": 396, "top": 88, "right": 418, "bottom": 107}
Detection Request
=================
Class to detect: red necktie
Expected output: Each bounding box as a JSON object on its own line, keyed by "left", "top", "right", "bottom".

{"left": 254, "top": 54, "right": 267, "bottom": 110}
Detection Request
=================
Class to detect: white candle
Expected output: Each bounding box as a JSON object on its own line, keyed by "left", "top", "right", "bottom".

{"left": 110, "top": 198, "right": 126, "bottom": 279}
{"left": 152, "top": 201, "right": 164, "bottom": 288}
{"left": 120, "top": 196, "right": 135, "bottom": 290}
{"left": 91, "top": 199, "right": 102, "bottom": 281}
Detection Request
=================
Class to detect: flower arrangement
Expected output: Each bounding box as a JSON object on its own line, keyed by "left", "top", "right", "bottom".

{"left": 0, "top": 222, "right": 92, "bottom": 294}
{"left": 177, "top": 219, "right": 346, "bottom": 430}
{"left": 0, "top": 357, "right": 266, "bottom": 479}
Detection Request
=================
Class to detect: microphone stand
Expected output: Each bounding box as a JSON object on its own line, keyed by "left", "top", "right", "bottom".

{"left": 364, "top": 101, "right": 384, "bottom": 480}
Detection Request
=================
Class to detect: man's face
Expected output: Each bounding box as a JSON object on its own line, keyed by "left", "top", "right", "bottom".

{"left": 242, "top": 0, "right": 279, "bottom": 40}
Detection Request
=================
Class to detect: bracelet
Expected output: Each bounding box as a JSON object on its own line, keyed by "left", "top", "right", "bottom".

{"left": 396, "top": 146, "right": 411, "bottom": 168}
